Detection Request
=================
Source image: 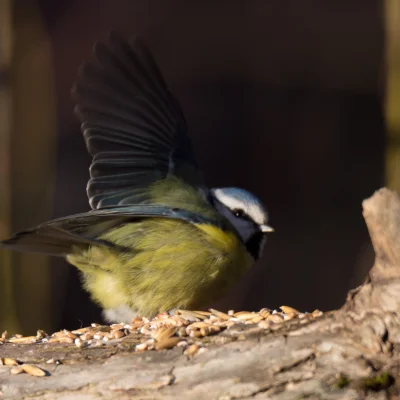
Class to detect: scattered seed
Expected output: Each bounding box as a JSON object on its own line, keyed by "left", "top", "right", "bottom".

{"left": 280, "top": 305, "right": 300, "bottom": 314}
{"left": 189, "top": 329, "right": 203, "bottom": 338}
{"left": 258, "top": 320, "right": 271, "bottom": 329}
{"left": 36, "top": 330, "right": 47, "bottom": 339}
{"left": 136, "top": 342, "right": 148, "bottom": 351}
{"left": 58, "top": 336, "right": 74, "bottom": 344}
{"left": 110, "top": 324, "right": 124, "bottom": 331}
{"left": 63, "top": 330, "right": 78, "bottom": 340}
{"left": 178, "top": 327, "right": 187, "bottom": 337}
{"left": 80, "top": 333, "right": 94, "bottom": 341}
{"left": 200, "top": 327, "right": 209, "bottom": 336}
{"left": 260, "top": 309, "right": 271, "bottom": 318}
{"left": 113, "top": 330, "right": 125, "bottom": 339}
{"left": 10, "top": 366, "right": 24, "bottom": 375}
{"left": 312, "top": 309, "right": 323, "bottom": 317}
{"left": 3, "top": 358, "right": 18, "bottom": 366}
{"left": 208, "top": 325, "right": 221, "bottom": 334}
{"left": 283, "top": 312, "right": 297, "bottom": 321}
{"left": 21, "top": 364, "right": 46, "bottom": 377}
{"left": 153, "top": 327, "right": 177, "bottom": 342}
{"left": 0, "top": 305, "right": 316, "bottom": 355}
{"left": 251, "top": 315, "right": 263, "bottom": 324}
{"left": 189, "top": 322, "right": 210, "bottom": 329}
{"left": 71, "top": 327, "right": 90, "bottom": 335}
{"left": 93, "top": 333, "right": 104, "bottom": 340}
{"left": 155, "top": 337, "right": 181, "bottom": 350}
{"left": 8, "top": 336, "right": 37, "bottom": 344}
{"left": 184, "top": 344, "right": 199, "bottom": 356}
{"left": 267, "top": 314, "right": 284, "bottom": 323}
{"left": 47, "top": 337, "right": 61, "bottom": 344}
{"left": 175, "top": 310, "right": 201, "bottom": 321}
{"left": 209, "top": 309, "right": 230, "bottom": 320}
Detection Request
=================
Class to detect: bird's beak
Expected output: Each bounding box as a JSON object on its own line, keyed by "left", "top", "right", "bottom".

{"left": 260, "top": 224, "right": 274, "bottom": 233}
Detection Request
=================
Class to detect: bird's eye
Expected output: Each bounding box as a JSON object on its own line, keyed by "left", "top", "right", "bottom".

{"left": 232, "top": 209, "right": 245, "bottom": 218}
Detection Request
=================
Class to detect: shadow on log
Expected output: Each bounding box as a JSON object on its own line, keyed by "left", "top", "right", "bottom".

{"left": 0, "top": 188, "right": 399, "bottom": 399}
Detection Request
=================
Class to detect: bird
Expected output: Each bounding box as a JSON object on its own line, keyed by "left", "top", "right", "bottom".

{"left": 0, "top": 32, "right": 273, "bottom": 322}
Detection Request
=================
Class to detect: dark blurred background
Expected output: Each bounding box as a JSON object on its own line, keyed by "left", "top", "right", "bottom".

{"left": 0, "top": 0, "right": 398, "bottom": 334}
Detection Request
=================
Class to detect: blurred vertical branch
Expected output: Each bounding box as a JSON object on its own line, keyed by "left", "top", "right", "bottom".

{"left": 8, "top": 0, "right": 56, "bottom": 334}
{"left": 0, "top": 0, "right": 19, "bottom": 333}
{"left": 385, "top": 0, "right": 400, "bottom": 190}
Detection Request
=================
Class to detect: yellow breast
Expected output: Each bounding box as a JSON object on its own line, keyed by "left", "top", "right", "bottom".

{"left": 68, "top": 218, "right": 253, "bottom": 318}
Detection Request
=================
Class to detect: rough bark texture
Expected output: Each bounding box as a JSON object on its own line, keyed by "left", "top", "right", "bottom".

{"left": 1, "top": 188, "right": 400, "bottom": 400}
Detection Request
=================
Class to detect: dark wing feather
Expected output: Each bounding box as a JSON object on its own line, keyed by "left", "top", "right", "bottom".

{"left": 73, "top": 31, "right": 204, "bottom": 210}
{"left": 1, "top": 205, "right": 224, "bottom": 256}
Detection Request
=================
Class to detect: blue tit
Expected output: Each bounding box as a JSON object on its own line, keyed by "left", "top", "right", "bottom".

{"left": 1, "top": 32, "right": 273, "bottom": 322}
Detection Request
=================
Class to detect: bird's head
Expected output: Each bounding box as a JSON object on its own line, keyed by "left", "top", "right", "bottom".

{"left": 210, "top": 188, "right": 273, "bottom": 260}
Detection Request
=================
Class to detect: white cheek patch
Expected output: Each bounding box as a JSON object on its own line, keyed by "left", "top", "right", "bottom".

{"left": 213, "top": 188, "right": 268, "bottom": 225}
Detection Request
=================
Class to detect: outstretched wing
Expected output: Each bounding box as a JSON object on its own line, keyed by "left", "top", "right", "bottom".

{"left": 73, "top": 31, "right": 205, "bottom": 210}
{"left": 0, "top": 205, "right": 224, "bottom": 256}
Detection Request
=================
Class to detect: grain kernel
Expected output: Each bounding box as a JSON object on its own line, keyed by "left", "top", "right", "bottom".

{"left": 280, "top": 305, "right": 300, "bottom": 314}
{"left": 4, "top": 358, "right": 18, "bottom": 366}
{"left": 267, "top": 314, "right": 284, "bottom": 323}
{"left": 22, "top": 364, "right": 46, "bottom": 377}
{"left": 209, "top": 308, "right": 230, "bottom": 320}
{"left": 183, "top": 344, "right": 199, "bottom": 356}
{"left": 10, "top": 366, "right": 24, "bottom": 375}
{"left": 155, "top": 337, "right": 181, "bottom": 350}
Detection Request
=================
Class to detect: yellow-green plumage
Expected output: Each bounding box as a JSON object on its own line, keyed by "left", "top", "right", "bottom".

{"left": 67, "top": 178, "right": 252, "bottom": 317}
{"left": 0, "top": 34, "right": 270, "bottom": 323}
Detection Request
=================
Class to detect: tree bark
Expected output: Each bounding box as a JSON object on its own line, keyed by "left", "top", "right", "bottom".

{"left": 1, "top": 188, "right": 400, "bottom": 400}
